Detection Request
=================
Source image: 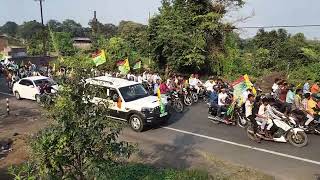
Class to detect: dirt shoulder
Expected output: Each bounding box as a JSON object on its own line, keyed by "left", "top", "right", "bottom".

{"left": 122, "top": 131, "right": 274, "bottom": 180}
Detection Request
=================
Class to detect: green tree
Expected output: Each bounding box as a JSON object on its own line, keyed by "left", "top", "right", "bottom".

{"left": 17, "top": 20, "right": 43, "bottom": 40}
{"left": 47, "top": 19, "right": 63, "bottom": 32}
{"left": 61, "top": 19, "right": 85, "bottom": 37}
{"left": 0, "top": 21, "right": 18, "bottom": 37}
{"left": 148, "top": 0, "right": 244, "bottom": 73}
{"left": 51, "top": 32, "right": 77, "bottom": 56}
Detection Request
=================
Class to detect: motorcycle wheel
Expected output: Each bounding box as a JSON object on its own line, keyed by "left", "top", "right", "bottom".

{"left": 313, "top": 125, "right": 320, "bottom": 135}
{"left": 236, "top": 113, "right": 249, "bottom": 128}
{"left": 246, "top": 126, "right": 256, "bottom": 141}
{"left": 191, "top": 93, "right": 199, "bottom": 103}
{"left": 287, "top": 131, "right": 308, "bottom": 147}
{"left": 173, "top": 100, "right": 184, "bottom": 113}
{"left": 184, "top": 95, "right": 193, "bottom": 106}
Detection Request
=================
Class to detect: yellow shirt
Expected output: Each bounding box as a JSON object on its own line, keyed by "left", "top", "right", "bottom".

{"left": 307, "top": 99, "right": 317, "bottom": 115}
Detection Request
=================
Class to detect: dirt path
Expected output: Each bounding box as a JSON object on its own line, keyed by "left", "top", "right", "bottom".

{"left": 0, "top": 96, "right": 48, "bottom": 179}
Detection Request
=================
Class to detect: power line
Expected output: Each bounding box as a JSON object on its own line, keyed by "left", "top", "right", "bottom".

{"left": 236, "top": 24, "right": 320, "bottom": 29}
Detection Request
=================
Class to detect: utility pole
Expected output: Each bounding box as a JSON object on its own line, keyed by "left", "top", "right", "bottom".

{"left": 35, "top": 0, "right": 46, "bottom": 56}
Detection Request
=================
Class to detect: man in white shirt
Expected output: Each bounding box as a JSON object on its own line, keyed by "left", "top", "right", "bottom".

{"left": 217, "top": 88, "right": 228, "bottom": 117}
{"left": 137, "top": 75, "right": 143, "bottom": 83}
{"left": 272, "top": 78, "right": 280, "bottom": 94}
{"left": 204, "top": 79, "right": 215, "bottom": 92}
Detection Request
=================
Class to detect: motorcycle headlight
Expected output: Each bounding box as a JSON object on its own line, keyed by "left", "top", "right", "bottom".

{"left": 141, "top": 107, "right": 154, "bottom": 114}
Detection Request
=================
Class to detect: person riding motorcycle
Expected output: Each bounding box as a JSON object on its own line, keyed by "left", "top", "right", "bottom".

{"left": 217, "top": 88, "right": 231, "bottom": 123}
{"left": 245, "top": 94, "right": 261, "bottom": 142}
{"left": 302, "top": 93, "right": 317, "bottom": 126}
{"left": 256, "top": 98, "right": 284, "bottom": 138}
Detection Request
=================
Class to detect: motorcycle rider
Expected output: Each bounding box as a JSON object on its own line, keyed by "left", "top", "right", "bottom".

{"left": 217, "top": 88, "right": 229, "bottom": 123}
{"left": 246, "top": 94, "right": 261, "bottom": 142}
{"left": 302, "top": 93, "right": 317, "bottom": 127}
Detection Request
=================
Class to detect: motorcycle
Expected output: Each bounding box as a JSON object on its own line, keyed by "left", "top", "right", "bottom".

{"left": 188, "top": 86, "right": 199, "bottom": 103}
{"left": 208, "top": 103, "right": 249, "bottom": 128}
{"left": 246, "top": 117, "right": 308, "bottom": 147}
{"left": 167, "top": 91, "right": 184, "bottom": 113}
{"left": 198, "top": 86, "right": 209, "bottom": 102}
{"left": 288, "top": 113, "right": 320, "bottom": 135}
{"left": 179, "top": 88, "right": 193, "bottom": 106}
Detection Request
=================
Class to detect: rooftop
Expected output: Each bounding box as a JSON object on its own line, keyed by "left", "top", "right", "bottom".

{"left": 22, "top": 76, "right": 50, "bottom": 81}
{"left": 89, "top": 76, "right": 139, "bottom": 88}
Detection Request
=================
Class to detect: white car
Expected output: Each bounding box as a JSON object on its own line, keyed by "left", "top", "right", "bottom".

{"left": 86, "top": 76, "right": 169, "bottom": 132}
{"left": 12, "top": 76, "right": 57, "bottom": 102}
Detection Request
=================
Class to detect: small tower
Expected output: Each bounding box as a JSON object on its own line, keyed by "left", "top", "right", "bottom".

{"left": 92, "top": 11, "right": 98, "bottom": 34}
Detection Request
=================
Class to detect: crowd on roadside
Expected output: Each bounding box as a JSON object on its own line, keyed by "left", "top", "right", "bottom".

{"left": 0, "top": 60, "right": 53, "bottom": 89}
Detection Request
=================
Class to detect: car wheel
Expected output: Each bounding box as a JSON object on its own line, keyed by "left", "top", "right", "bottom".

{"left": 15, "top": 91, "right": 21, "bottom": 100}
{"left": 129, "top": 114, "right": 144, "bottom": 132}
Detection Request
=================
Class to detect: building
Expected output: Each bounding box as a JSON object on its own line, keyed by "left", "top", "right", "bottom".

{"left": 3, "top": 46, "right": 27, "bottom": 58}
{"left": 72, "top": 37, "right": 92, "bottom": 50}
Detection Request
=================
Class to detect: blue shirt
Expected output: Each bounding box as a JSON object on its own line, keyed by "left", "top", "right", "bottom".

{"left": 209, "top": 91, "right": 218, "bottom": 105}
{"left": 286, "top": 90, "right": 295, "bottom": 104}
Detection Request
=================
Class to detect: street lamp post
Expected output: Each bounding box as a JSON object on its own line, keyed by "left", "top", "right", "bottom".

{"left": 35, "top": 0, "right": 46, "bottom": 56}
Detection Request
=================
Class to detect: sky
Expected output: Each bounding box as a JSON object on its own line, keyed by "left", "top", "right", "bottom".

{"left": 1, "top": 0, "right": 320, "bottom": 39}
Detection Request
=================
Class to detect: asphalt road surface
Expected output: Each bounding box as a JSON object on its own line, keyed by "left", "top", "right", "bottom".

{"left": 1, "top": 76, "right": 319, "bottom": 180}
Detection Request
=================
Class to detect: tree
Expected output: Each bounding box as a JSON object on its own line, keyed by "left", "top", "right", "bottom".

{"left": 51, "top": 32, "right": 76, "bottom": 56}
{"left": 17, "top": 20, "right": 43, "bottom": 40}
{"left": 148, "top": 0, "right": 244, "bottom": 73}
{"left": 61, "top": 19, "right": 85, "bottom": 37}
{"left": 47, "top": 19, "right": 63, "bottom": 32}
{"left": 0, "top": 21, "right": 18, "bottom": 37}
{"left": 117, "top": 21, "right": 148, "bottom": 56}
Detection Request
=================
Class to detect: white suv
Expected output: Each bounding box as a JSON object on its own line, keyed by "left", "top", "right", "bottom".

{"left": 86, "top": 76, "right": 170, "bottom": 132}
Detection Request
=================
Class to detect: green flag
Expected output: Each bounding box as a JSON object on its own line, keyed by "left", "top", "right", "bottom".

{"left": 133, "top": 61, "right": 141, "bottom": 70}
{"left": 92, "top": 50, "right": 107, "bottom": 67}
{"left": 118, "top": 58, "right": 130, "bottom": 74}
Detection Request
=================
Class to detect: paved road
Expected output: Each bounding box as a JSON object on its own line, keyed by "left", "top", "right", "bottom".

{"left": 1, "top": 76, "right": 319, "bottom": 180}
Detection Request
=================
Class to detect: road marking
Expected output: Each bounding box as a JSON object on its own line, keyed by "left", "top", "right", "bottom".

{"left": 0, "top": 92, "right": 14, "bottom": 97}
{"left": 163, "top": 126, "right": 320, "bottom": 166}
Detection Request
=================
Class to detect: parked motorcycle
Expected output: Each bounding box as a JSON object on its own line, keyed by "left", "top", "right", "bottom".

{"left": 246, "top": 117, "right": 308, "bottom": 147}
{"left": 167, "top": 91, "right": 184, "bottom": 113}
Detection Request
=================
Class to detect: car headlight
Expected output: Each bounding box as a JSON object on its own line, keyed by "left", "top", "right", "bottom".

{"left": 141, "top": 107, "right": 154, "bottom": 114}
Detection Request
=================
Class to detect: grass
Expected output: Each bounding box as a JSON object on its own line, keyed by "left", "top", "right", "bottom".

{"left": 97, "top": 163, "right": 213, "bottom": 180}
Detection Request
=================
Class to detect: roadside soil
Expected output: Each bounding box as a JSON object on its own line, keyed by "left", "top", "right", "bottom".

{"left": 0, "top": 96, "right": 48, "bottom": 179}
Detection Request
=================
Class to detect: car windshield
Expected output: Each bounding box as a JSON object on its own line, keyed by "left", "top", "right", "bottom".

{"left": 119, "top": 84, "right": 149, "bottom": 102}
{"left": 34, "top": 78, "right": 57, "bottom": 87}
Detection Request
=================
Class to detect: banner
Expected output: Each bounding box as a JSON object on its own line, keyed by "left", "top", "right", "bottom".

{"left": 118, "top": 58, "right": 130, "bottom": 75}
{"left": 232, "top": 74, "right": 255, "bottom": 105}
{"left": 157, "top": 88, "right": 165, "bottom": 114}
{"left": 133, "top": 61, "right": 141, "bottom": 70}
{"left": 92, "top": 50, "right": 107, "bottom": 67}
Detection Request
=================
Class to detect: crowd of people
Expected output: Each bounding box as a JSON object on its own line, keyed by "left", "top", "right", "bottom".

{"left": 1, "top": 60, "right": 319, "bottom": 144}
{"left": 243, "top": 78, "right": 320, "bottom": 142}
{"left": 0, "top": 60, "right": 53, "bottom": 89}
